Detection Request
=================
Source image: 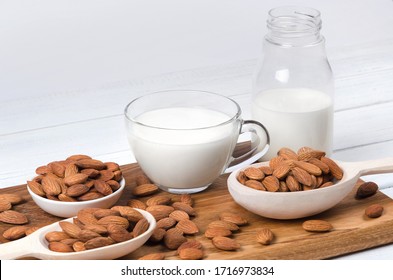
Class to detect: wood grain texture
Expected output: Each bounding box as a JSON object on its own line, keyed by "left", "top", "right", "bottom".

{"left": 1, "top": 162, "right": 393, "bottom": 260}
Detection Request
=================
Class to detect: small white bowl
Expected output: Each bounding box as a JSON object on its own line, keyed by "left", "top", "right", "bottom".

{"left": 227, "top": 162, "right": 353, "bottom": 220}
{"left": 27, "top": 179, "right": 125, "bottom": 218}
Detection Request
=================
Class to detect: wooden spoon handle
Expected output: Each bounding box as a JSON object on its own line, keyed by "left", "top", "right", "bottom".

{"left": 343, "top": 157, "right": 393, "bottom": 177}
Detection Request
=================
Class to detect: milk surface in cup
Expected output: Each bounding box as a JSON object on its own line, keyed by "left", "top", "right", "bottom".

{"left": 252, "top": 88, "right": 333, "bottom": 160}
{"left": 128, "top": 107, "right": 239, "bottom": 190}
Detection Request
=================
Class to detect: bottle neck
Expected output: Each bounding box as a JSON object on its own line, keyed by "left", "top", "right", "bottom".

{"left": 265, "top": 6, "right": 323, "bottom": 47}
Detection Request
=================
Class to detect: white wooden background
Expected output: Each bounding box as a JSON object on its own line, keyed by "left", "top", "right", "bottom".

{"left": 1, "top": 0, "right": 393, "bottom": 259}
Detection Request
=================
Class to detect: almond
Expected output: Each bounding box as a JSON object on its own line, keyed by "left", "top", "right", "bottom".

{"left": 58, "top": 193, "right": 77, "bottom": 202}
{"left": 66, "top": 184, "right": 89, "bottom": 197}
{"left": 132, "top": 184, "right": 159, "bottom": 197}
{"left": 64, "top": 163, "right": 79, "bottom": 177}
{"left": 320, "top": 157, "right": 343, "bottom": 180}
{"left": 204, "top": 227, "right": 232, "bottom": 239}
{"left": 2, "top": 226, "right": 28, "bottom": 240}
{"left": 0, "top": 210, "right": 28, "bottom": 225}
{"left": 365, "top": 204, "right": 384, "bottom": 218}
{"left": 0, "top": 199, "right": 12, "bottom": 212}
{"left": 107, "top": 224, "right": 133, "bottom": 242}
{"left": 80, "top": 169, "right": 100, "bottom": 178}
{"left": 77, "top": 209, "right": 99, "bottom": 225}
{"left": 113, "top": 170, "right": 123, "bottom": 181}
{"left": 293, "top": 161, "right": 322, "bottom": 176}
{"left": 219, "top": 212, "right": 247, "bottom": 226}
{"left": 49, "top": 162, "right": 66, "bottom": 178}
{"left": 269, "top": 156, "right": 285, "bottom": 169}
{"left": 146, "top": 195, "right": 172, "bottom": 206}
{"left": 259, "top": 166, "right": 273, "bottom": 175}
{"left": 207, "top": 220, "right": 239, "bottom": 232}
{"left": 93, "top": 209, "right": 121, "bottom": 219}
{"left": 163, "top": 228, "right": 187, "bottom": 250}
{"left": 111, "top": 206, "right": 144, "bottom": 222}
{"left": 77, "top": 191, "right": 104, "bottom": 201}
{"left": 262, "top": 176, "right": 280, "bottom": 192}
{"left": 176, "top": 219, "right": 199, "bottom": 235}
{"left": 272, "top": 163, "right": 291, "bottom": 179}
{"left": 94, "top": 180, "right": 113, "bottom": 196}
{"left": 127, "top": 199, "right": 147, "bottom": 210}
{"left": 180, "top": 194, "right": 193, "bottom": 206}
{"left": 302, "top": 220, "right": 333, "bottom": 232}
{"left": 212, "top": 236, "right": 240, "bottom": 251}
{"left": 45, "top": 231, "right": 71, "bottom": 242}
{"left": 78, "top": 229, "right": 102, "bottom": 242}
{"left": 172, "top": 202, "right": 196, "bottom": 216}
{"left": 308, "top": 158, "right": 330, "bottom": 174}
{"left": 279, "top": 181, "right": 289, "bottom": 192}
{"left": 98, "top": 170, "right": 115, "bottom": 182}
{"left": 66, "top": 154, "right": 92, "bottom": 161}
{"left": 297, "top": 149, "right": 326, "bottom": 161}
{"left": 156, "top": 217, "right": 177, "bottom": 229}
{"left": 0, "top": 194, "right": 24, "bottom": 205}
{"left": 64, "top": 173, "right": 89, "bottom": 186}
{"left": 102, "top": 181, "right": 117, "bottom": 192}
{"left": 133, "top": 218, "right": 150, "bottom": 237}
{"left": 138, "top": 253, "right": 165, "bottom": 260}
{"left": 149, "top": 228, "right": 166, "bottom": 243}
{"left": 49, "top": 242, "right": 74, "bottom": 252}
{"left": 237, "top": 171, "right": 247, "bottom": 184}
{"left": 356, "top": 182, "right": 378, "bottom": 199}
{"left": 178, "top": 248, "right": 204, "bottom": 260}
{"left": 35, "top": 165, "right": 51, "bottom": 175}
{"left": 244, "top": 180, "right": 266, "bottom": 191}
{"left": 177, "top": 240, "right": 203, "bottom": 254}
{"left": 73, "top": 241, "right": 86, "bottom": 252}
{"left": 105, "top": 162, "right": 120, "bottom": 172}
{"left": 26, "top": 180, "right": 45, "bottom": 197}
{"left": 146, "top": 205, "right": 175, "bottom": 220}
{"left": 41, "top": 176, "right": 62, "bottom": 196}
{"left": 59, "top": 221, "right": 82, "bottom": 239}
{"left": 97, "top": 215, "right": 130, "bottom": 229}
{"left": 256, "top": 228, "right": 274, "bottom": 245}
{"left": 25, "top": 226, "right": 40, "bottom": 235}
{"left": 84, "top": 237, "right": 115, "bottom": 250}
{"left": 278, "top": 147, "right": 298, "bottom": 160}
{"left": 82, "top": 224, "right": 108, "bottom": 235}
{"left": 243, "top": 167, "right": 265, "bottom": 180}
{"left": 169, "top": 210, "right": 190, "bottom": 221}
{"left": 75, "top": 159, "right": 106, "bottom": 170}
{"left": 291, "top": 167, "right": 313, "bottom": 186}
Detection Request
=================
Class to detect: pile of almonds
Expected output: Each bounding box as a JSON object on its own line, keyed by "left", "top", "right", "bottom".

{"left": 27, "top": 155, "right": 124, "bottom": 202}
{"left": 46, "top": 206, "right": 150, "bottom": 252}
{"left": 237, "top": 147, "right": 344, "bottom": 192}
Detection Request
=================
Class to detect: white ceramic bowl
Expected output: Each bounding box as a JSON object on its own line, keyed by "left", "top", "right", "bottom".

{"left": 27, "top": 179, "right": 125, "bottom": 218}
{"left": 227, "top": 161, "right": 355, "bottom": 220}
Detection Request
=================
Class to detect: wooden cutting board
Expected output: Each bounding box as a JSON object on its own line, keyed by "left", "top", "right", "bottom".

{"left": 1, "top": 163, "right": 393, "bottom": 260}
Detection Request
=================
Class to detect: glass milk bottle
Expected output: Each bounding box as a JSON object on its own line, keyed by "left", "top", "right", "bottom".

{"left": 252, "top": 6, "right": 334, "bottom": 161}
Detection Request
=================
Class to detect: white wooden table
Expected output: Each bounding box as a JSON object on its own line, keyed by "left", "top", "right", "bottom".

{"left": 1, "top": 1, "right": 393, "bottom": 260}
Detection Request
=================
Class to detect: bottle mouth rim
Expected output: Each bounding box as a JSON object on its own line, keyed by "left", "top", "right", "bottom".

{"left": 267, "top": 6, "right": 322, "bottom": 33}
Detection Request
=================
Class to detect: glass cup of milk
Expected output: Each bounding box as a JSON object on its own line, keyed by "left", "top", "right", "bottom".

{"left": 124, "top": 90, "right": 270, "bottom": 194}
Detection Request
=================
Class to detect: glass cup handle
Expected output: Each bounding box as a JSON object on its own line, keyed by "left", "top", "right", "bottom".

{"left": 224, "top": 120, "right": 270, "bottom": 173}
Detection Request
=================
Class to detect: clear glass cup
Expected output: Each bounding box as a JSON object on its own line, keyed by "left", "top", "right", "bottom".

{"left": 124, "top": 90, "right": 269, "bottom": 194}
{"left": 252, "top": 6, "right": 334, "bottom": 160}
